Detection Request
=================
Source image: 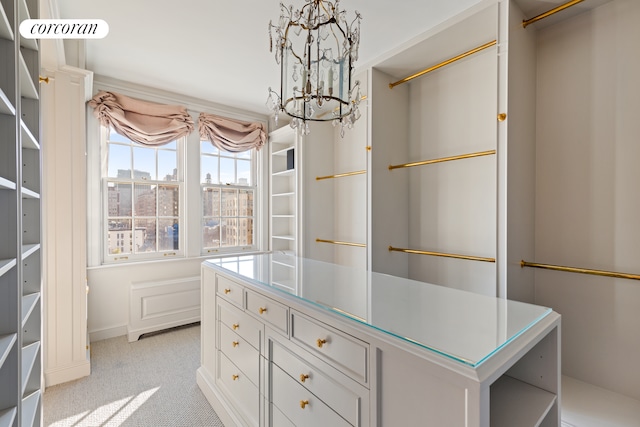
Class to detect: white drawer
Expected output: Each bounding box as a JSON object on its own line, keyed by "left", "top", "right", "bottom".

{"left": 246, "top": 289, "right": 289, "bottom": 334}
{"left": 291, "top": 311, "right": 368, "bottom": 384}
{"left": 271, "top": 363, "right": 351, "bottom": 427}
{"left": 218, "top": 298, "right": 263, "bottom": 350}
{"left": 217, "top": 274, "right": 244, "bottom": 307}
{"left": 218, "top": 351, "right": 259, "bottom": 427}
{"left": 271, "top": 402, "right": 296, "bottom": 427}
{"left": 219, "top": 323, "right": 260, "bottom": 387}
{"left": 272, "top": 340, "right": 364, "bottom": 426}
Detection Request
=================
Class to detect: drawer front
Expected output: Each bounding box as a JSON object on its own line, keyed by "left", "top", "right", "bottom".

{"left": 218, "top": 298, "right": 262, "bottom": 350}
{"left": 271, "top": 363, "right": 351, "bottom": 427}
{"left": 246, "top": 289, "right": 289, "bottom": 334}
{"left": 217, "top": 275, "right": 244, "bottom": 307}
{"left": 219, "top": 323, "right": 260, "bottom": 387}
{"left": 218, "top": 351, "right": 260, "bottom": 426}
{"left": 271, "top": 403, "right": 296, "bottom": 427}
{"left": 291, "top": 312, "right": 368, "bottom": 384}
{"left": 272, "top": 340, "right": 362, "bottom": 426}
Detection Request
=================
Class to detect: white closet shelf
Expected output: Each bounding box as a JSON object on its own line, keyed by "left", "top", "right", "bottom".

{"left": 21, "top": 390, "right": 40, "bottom": 426}
{"left": 21, "top": 187, "right": 39, "bottom": 199}
{"left": 272, "top": 147, "right": 293, "bottom": 156}
{"left": 272, "top": 192, "right": 294, "bottom": 197}
{"left": 20, "top": 121, "right": 39, "bottom": 150}
{"left": 272, "top": 214, "right": 294, "bottom": 218}
{"left": 272, "top": 169, "right": 295, "bottom": 177}
{"left": 0, "top": 88, "right": 15, "bottom": 115}
{"left": 490, "top": 375, "right": 556, "bottom": 427}
{"left": 272, "top": 235, "right": 295, "bottom": 241}
{"left": 0, "top": 333, "right": 17, "bottom": 367}
{"left": 0, "top": 258, "right": 17, "bottom": 277}
{"left": 18, "top": 54, "right": 38, "bottom": 100}
{"left": 20, "top": 341, "right": 39, "bottom": 395}
{"left": 272, "top": 259, "right": 295, "bottom": 269}
{"left": 0, "top": 407, "right": 17, "bottom": 427}
{"left": 0, "top": 2, "right": 12, "bottom": 42}
{"left": 17, "top": 0, "right": 38, "bottom": 50}
{"left": 21, "top": 244, "right": 40, "bottom": 259}
{"left": 20, "top": 293, "right": 39, "bottom": 328}
{"left": 0, "top": 177, "right": 17, "bottom": 190}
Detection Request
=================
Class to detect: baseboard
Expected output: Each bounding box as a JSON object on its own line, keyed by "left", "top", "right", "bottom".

{"left": 89, "top": 324, "right": 128, "bottom": 342}
{"left": 44, "top": 360, "right": 91, "bottom": 387}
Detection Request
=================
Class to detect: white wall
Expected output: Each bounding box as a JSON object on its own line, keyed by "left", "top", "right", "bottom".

{"left": 534, "top": 0, "right": 640, "bottom": 400}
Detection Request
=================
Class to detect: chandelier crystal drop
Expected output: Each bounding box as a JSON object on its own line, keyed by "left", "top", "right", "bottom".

{"left": 267, "top": 0, "right": 362, "bottom": 136}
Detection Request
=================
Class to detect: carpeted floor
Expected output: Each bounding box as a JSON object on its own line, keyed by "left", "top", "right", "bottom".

{"left": 43, "top": 323, "right": 224, "bottom": 427}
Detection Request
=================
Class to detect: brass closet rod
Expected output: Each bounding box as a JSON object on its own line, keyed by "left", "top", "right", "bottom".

{"left": 389, "top": 40, "right": 497, "bottom": 89}
{"left": 520, "top": 261, "right": 640, "bottom": 281}
{"left": 389, "top": 246, "right": 495, "bottom": 263}
{"left": 522, "top": 0, "right": 584, "bottom": 28}
{"left": 316, "top": 238, "right": 366, "bottom": 248}
{"left": 316, "top": 170, "right": 366, "bottom": 180}
{"left": 389, "top": 149, "right": 496, "bottom": 171}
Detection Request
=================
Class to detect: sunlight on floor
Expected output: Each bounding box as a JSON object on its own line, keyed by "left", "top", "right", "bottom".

{"left": 49, "top": 387, "right": 159, "bottom": 427}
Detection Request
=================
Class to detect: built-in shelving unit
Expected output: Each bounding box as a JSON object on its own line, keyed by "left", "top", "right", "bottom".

{"left": 269, "top": 126, "right": 299, "bottom": 290}
{"left": 0, "top": 0, "right": 42, "bottom": 425}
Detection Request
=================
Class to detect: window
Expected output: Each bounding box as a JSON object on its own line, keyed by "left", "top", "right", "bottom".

{"left": 103, "top": 126, "right": 183, "bottom": 261}
{"left": 201, "top": 141, "right": 256, "bottom": 253}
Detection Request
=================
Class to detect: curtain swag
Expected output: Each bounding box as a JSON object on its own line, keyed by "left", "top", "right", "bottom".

{"left": 88, "top": 90, "right": 194, "bottom": 146}
{"left": 198, "top": 112, "right": 266, "bottom": 153}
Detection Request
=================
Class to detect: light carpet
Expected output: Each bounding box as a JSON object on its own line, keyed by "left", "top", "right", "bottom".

{"left": 43, "top": 323, "right": 224, "bottom": 427}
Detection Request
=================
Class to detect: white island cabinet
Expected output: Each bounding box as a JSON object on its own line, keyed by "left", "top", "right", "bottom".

{"left": 197, "top": 254, "right": 560, "bottom": 427}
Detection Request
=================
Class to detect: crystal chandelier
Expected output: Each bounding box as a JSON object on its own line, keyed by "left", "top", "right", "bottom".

{"left": 267, "top": 0, "right": 362, "bottom": 136}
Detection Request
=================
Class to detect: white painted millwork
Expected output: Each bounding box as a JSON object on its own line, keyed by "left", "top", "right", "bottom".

{"left": 198, "top": 255, "right": 561, "bottom": 427}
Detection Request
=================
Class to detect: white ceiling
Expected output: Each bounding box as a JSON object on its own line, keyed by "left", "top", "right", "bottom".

{"left": 54, "top": 0, "right": 483, "bottom": 116}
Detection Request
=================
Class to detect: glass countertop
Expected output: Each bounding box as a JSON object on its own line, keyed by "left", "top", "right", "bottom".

{"left": 204, "top": 254, "right": 552, "bottom": 368}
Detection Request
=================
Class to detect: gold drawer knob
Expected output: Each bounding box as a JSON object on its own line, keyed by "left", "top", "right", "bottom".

{"left": 232, "top": 323, "right": 239, "bottom": 330}
{"left": 224, "top": 288, "right": 231, "bottom": 294}
{"left": 232, "top": 374, "right": 239, "bottom": 381}
{"left": 299, "top": 374, "right": 309, "bottom": 383}
{"left": 259, "top": 307, "right": 267, "bottom": 314}
{"left": 300, "top": 400, "right": 309, "bottom": 409}
{"left": 316, "top": 338, "right": 327, "bottom": 348}
{"left": 497, "top": 113, "right": 507, "bottom": 121}
{"left": 232, "top": 341, "right": 239, "bottom": 348}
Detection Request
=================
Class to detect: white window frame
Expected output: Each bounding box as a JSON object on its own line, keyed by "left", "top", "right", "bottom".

{"left": 200, "top": 141, "right": 258, "bottom": 256}
{"left": 100, "top": 125, "right": 186, "bottom": 263}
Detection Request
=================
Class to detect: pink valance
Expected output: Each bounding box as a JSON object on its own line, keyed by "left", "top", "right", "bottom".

{"left": 88, "top": 91, "right": 194, "bottom": 146}
{"left": 198, "top": 112, "right": 266, "bottom": 153}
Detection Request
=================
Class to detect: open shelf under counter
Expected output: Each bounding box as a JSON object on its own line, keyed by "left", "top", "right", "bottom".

{"left": 0, "top": 258, "right": 17, "bottom": 277}
{"left": 0, "top": 88, "right": 14, "bottom": 115}
{"left": 0, "top": 407, "right": 17, "bottom": 427}
{"left": 0, "top": 333, "right": 16, "bottom": 367}
{"left": 491, "top": 375, "right": 557, "bottom": 427}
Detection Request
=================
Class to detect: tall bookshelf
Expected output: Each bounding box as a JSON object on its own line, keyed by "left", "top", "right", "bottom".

{"left": 0, "top": 0, "right": 42, "bottom": 426}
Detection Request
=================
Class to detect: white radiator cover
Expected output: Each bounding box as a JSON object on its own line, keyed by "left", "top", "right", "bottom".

{"left": 128, "top": 276, "right": 201, "bottom": 342}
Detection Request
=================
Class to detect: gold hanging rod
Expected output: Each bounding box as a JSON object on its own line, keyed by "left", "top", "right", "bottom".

{"left": 316, "top": 238, "right": 366, "bottom": 248}
{"left": 520, "top": 260, "right": 640, "bottom": 281}
{"left": 389, "top": 246, "right": 495, "bottom": 263}
{"left": 389, "top": 149, "right": 496, "bottom": 171}
{"left": 316, "top": 170, "right": 366, "bottom": 180}
{"left": 389, "top": 40, "right": 497, "bottom": 89}
{"left": 522, "top": 0, "right": 584, "bottom": 28}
